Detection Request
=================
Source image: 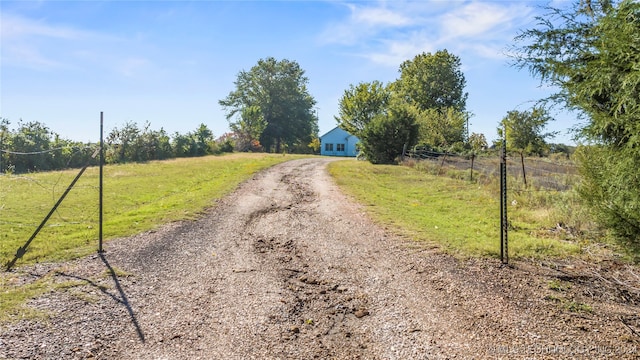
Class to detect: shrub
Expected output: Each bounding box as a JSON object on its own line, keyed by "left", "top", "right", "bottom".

{"left": 360, "top": 101, "right": 419, "bottom": 164}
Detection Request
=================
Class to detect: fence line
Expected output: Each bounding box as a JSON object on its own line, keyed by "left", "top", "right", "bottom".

{"left": 404, "top": 147, "right": 578, "bottom": 192}
{"left": 404, "top": 145, "right": 581, "bottom": 264}
{"left": 2, "top": 114, "right": 104, "bottom": 270}
{"left": 0, "top": 145, "right": 92, "bottom": 156}
{"left": 5, "top": 161, "right": 93, "bottom": 270}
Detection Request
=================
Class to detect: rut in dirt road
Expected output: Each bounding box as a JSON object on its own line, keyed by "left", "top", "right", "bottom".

{"left": 123, "top": 157, "right": 465, "bottom": 359}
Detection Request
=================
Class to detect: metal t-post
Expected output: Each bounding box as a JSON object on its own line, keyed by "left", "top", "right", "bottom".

{"left": 500, "top": 135, "right": 508, "bottom": 264}
{"left": 99, "top": 112, "right": 104, "bottom": 253}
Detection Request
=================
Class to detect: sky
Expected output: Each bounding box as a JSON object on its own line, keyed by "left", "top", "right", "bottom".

{"left": 1, "top": 0, "right": 579, "bottom": 145}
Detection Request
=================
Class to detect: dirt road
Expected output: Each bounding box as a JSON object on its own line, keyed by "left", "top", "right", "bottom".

{"left": 1, "top": 158, "right": 638, "bottom": 359}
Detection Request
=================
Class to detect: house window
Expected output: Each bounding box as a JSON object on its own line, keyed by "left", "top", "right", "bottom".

{"left": 325, "top": 143, "right": 333, "bottom": 151}
{"left": 336, "top": 144, "right": 345, "bottom": 152}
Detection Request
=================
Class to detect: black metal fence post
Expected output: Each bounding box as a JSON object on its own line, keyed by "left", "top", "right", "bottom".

{"left": 99, "top": 112, "right": 104, "bottom": 253}
{"left": 500, "top": 135, "right": 508, "bottom": 264}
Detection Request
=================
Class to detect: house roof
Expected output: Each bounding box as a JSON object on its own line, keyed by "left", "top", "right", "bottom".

{"left": 320, "top": 126, "right": 357, "bottom": 140}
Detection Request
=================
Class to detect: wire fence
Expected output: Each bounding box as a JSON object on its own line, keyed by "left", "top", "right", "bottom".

{"left": 404, "top": 145, "right": 581, "bottom": 264}
{"left": 404, "top": 146, "right": 578, "bottom": 192}
{"left": 0, "top": 145, "right": 99, "bottom": 174}
{"left": 1, "top": 140, "right": 102, "bottom": 269}
{"left": 2, "top": 136, "right": 580, "bottom": 268}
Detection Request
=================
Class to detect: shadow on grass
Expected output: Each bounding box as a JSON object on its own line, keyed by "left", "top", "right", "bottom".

{"left": 57, "top": 253, "right": 145, "bottom": 343}
{"left": 4, "top": 165, "right": 90, "bottom": 272}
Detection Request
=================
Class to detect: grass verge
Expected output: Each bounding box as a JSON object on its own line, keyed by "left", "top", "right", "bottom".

{"left": 328, "top": 159, "right": 582, "bottom": 259}
{"left": 0, "top": 272, "right": 87, "bottom": 322}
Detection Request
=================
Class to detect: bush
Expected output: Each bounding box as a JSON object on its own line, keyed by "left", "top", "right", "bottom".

{"left": 219, "top": 139, "right": 234, "bottom": 153}
{"left": 360, "top": 101, "right": 419, "bottom": 164}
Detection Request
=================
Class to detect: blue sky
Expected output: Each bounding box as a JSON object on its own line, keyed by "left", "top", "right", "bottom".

{"left": 1, "top": 0, "right": 577, "bottom": 144}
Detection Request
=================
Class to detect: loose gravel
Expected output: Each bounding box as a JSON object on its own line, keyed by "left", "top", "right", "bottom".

{"left": 1, "top": 158, "right": 639, "bottom": 359}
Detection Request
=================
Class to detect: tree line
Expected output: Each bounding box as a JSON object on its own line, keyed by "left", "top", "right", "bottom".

{"left": 335, "top": 51, "right": 569, "bottom": 165}
{"left": 0, "top": 118, "right": 233, "bottom": 173}
{"left": 335, "top": 50, "right": 476, "bottom": 164}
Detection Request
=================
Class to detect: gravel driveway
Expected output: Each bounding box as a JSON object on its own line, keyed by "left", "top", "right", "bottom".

{"left": 1, "top": 158, "right": 638, "bottom": 359}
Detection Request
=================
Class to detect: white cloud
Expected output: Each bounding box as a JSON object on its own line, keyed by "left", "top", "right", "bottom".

{"left": 2, "top": 43, "right": 63, "bottom": 69}
{"left": 364, "top": 32, "right": 436, "bottom": 67}
{"left": 440, "top": 2, "right": 532, "bottom": 40}
{"left": 0, "top": 12, "right": 154, "bottom": 76}
{"left": 352, "top": 5, "right": 413, "bottom": 27}
{"left": 319, "top": 1, "right": 535, "bottom": 67}
{"left": 1, "top": 13, "right": 89, "bottom": 40}
{"left": 318, "top": 2, "right": 414, "bottom": 45}
{"left": 465, "top": 43, "right": 509, "bottom": 61}
{"left": 1, "top": 13, "right": 100, "bottom": 70}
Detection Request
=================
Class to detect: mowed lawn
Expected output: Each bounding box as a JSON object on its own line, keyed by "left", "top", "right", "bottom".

{"left": 1, "top": 153, "right": 303, "bottom": 267}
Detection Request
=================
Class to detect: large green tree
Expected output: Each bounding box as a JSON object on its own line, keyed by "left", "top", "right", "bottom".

{"left": 9, "top": 121, "right": 55, "bottom": 172}
{"left": 106, "top": 121, "right": 141, "bottom": 163}
{"left": 513, "top": 0, "right": 640, "bottom": 244}
{"left": 498, "top": 108, "right": 556, "bottom": 157}
{"left": 395, "top": 50, "right": 468, "bottom": 113}
{"left": 219, "top": 57, "right": 317, "bottom": 153}
{"left": 468, "top": 132, "right": 488, "bottom": 153}
{"left": 335, "top": 80, "right": 390, "bottom": 137}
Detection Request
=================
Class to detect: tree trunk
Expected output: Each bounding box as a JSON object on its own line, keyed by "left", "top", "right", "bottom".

{"left": 401, "top": 143, "right": 407, "bottom": 162}
{"left": 520, "top": 152, "right": 527, "bottom": 187}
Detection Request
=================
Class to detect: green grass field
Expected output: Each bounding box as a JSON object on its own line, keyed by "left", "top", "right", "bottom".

{"left": 1, "top": 154, "right": 597, "bottom": 268}
{"left": 1, "top": 153, "right": 300, "bottom": 268}
{"left": 328, "top": 160, "right": 583, "bottom": 259}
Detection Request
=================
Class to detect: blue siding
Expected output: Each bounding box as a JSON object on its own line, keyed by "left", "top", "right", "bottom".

{"left": 320, "top": 127, "right": 360, "bottom": 157}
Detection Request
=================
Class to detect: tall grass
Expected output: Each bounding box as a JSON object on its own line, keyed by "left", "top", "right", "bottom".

{"left": 404, "top": 156, "right": 599, "bottom": 240}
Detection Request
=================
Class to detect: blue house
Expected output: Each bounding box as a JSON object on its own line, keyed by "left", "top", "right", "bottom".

{"left": 320, "top": 126, "right": 360, "bottom": 157}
